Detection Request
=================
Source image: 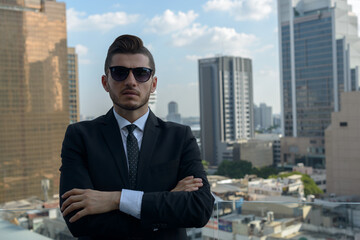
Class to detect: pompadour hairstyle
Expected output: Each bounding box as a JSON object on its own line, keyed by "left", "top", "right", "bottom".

{"left": 104, "top": 34, "right": 155, "bottom": 75}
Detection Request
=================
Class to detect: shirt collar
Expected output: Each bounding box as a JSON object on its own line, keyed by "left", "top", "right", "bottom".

{"left": 113, "top": 108, "right": 149, "bottom": 132}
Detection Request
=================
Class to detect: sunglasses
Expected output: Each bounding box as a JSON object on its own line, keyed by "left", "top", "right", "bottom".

{"left": 109, "top": 66, "right": 153, "bottom": 82}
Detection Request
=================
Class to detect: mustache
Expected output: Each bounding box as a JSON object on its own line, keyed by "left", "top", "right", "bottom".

{"left": 121, "top": 87, "right": 140, "bottom": 95}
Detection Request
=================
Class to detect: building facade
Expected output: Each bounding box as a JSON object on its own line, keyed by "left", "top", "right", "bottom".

{"left": 67, "top": 47, "right": 79, "bottom": 124}
{"left": 166, "top": 101, "right": 181, "bottom": 124}
{"left": 278, "top": 0, "right": 360, "bottom": 168}
{"left": 148, "top": 90, "right": 157, "bottom": 113}
{"left": 199, "top": 56, "right": 254, "bottom": 166}
{"left": 254, "top": 103, "right": 273, "bottom": 130}
{"left": 278, "top": 0, "right": 360, "bottom": 138}
{"left": 325, "top": 91, "right": 360, "bottom": 196}
{"left": 0, "top": 0, "right": 69, "bottom": 203}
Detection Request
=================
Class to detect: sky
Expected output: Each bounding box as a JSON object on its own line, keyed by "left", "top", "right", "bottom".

{"left": 61, "top": 0, "right": 360, "bottom": 119}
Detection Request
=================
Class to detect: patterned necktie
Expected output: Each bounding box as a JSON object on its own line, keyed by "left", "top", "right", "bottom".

{"left": 126, "top": 124, "right": 139, "bottom": 189}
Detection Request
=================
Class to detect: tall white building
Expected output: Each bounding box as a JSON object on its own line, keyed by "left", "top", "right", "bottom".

{"left": 254, "top": 103, "right": 273, "bottom": 130}
{"left": 199, "top": 56, "right": 254, "bottom": 166}
{"left": 148, "top": 90, "right": 157, "bottom": 113}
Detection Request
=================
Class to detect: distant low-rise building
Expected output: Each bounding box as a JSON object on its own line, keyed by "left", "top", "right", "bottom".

{"left": 248, "top": 175, "right": 304, "bottom": 200}
{"left": 256, "top": 133, "right": 282, "bottom": 167}
{"left": 233, "top": 139, "right": 273, "bottom": 168}
{"left": 280, "top": 137, "right": 325, "bottom": 169}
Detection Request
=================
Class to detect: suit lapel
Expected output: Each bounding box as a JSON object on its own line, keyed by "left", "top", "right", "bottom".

{"left": 137, "top": 111, "right": 160, "bottom": 189}
{"left": 100, "top": 108, "right": 130, "bottom": 188}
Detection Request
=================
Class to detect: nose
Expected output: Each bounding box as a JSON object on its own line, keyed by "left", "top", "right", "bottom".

{"left": 124, "top": 70, "right": 137, "bottom": 86}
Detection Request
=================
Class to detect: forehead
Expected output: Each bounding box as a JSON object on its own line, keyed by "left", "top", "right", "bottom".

{"left": 110, "top": 53, "right": 150, "bottom": 68}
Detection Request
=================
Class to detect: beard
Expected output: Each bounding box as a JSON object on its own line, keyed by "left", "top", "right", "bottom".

{"left": 109, "top": 86, "right": 152, "bottom": 112}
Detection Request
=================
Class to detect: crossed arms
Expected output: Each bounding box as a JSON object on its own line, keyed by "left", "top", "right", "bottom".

{"left": 59, "top": 123, "right": 214, "bottom": 238}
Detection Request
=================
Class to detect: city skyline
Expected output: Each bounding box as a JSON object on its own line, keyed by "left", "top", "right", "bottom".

{"left": 61, "top": 0, "right": 281, "bottom": 118}
{"left": 61, "top": 0, "right": 360, "bottom": 119}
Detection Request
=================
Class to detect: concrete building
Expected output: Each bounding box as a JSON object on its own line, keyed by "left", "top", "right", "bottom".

{"left": 293, "top": 163, "right": 327, "bottom": 192}
{"left": 255, "top": 133, "right": 282, "bottom": 167}
{"left": 67, "top": 47, "right": 79, "bottom": 124}
{"left": 247, "top": 176, "right": 304, "bottom": 200}
{"left": 166, "top": 101, "right": 181, "bottom": 124}
{"left": 148, "top": 90, "right": 157, "bottom": 113}
{"left": 0, "top": 0, "right": 69, "bottom": 203}
{"left": 326, "top": 91, "right": 360, "bottom": 196}
{"left": 233, "top": 139, "right": 273, "bottom": 168}
{"left": 280, "top": 137, "right": 325, "bottom": 168}
{"left": 254, "top": 103, "right": 273, "bottom": 130}
{"left": 277, "top": 0, "right": 360, "bottom": 168}
{"left": 199, "top": 56, "right": 254, "bottom": 166}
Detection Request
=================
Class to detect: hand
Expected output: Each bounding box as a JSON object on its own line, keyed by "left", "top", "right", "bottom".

{"left": 171, "top": 176, "right": 203, "bottom": 192}
{"left": 61, "top": 189, "right": 121, "bottom": 223}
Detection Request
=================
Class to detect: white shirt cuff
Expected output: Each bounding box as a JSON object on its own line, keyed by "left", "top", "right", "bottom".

{"left": 119, "top": 189, "right": 144, "bottom": 219}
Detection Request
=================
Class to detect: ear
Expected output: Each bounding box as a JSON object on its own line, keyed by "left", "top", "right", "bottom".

{"left": 150, "top": 76, "right": 157, "bottom": 93}
{"left": 101, "top": 75, "right": 109, "bottom": 92}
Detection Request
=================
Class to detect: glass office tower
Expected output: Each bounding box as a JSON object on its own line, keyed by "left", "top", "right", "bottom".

{"left": 0, "top": 0, "right": 69, "bottom": 203}
{"left": 278, "top": 0, "right": 360, "bottom": 138}
{"left": 278, "top": 0, "right": 360, "bottom": 168}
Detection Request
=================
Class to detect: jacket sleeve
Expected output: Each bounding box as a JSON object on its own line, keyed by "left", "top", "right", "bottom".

{"left": 59, "top": 124, "right": 137, "bottom": 238}
{"left": 140, "top": 126, "right": 214, "bottom": 230}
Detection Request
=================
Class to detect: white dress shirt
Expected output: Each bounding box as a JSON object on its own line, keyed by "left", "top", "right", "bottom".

{"left": 113, "top": 108, "right": 149, "bottom": 219}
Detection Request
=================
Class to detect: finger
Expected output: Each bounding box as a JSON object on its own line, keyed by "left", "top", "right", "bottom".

{"left": 62, "top": 201, "right": 85, "bottom": 217}
{"left": 69, "top": 208, "right": 88, "bottom": 223}
{"left": 193, "top": 178, "right": 203, "bottom": 183}
{"left": 184, "top": 186, "right": 199, "bottom": 192}
{"left": 179, "top": 176, "right": 194, "bottom": 183}
{"left": 62, "top": 188, "right": 85, "bottom": 199}
{"left": 61, "top": 195, "right": 84, "bottom": 211}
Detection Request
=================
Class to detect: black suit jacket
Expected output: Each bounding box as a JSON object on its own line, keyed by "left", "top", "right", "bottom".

{"left": 59, "top": 109, "right": 214, "bottom": 240}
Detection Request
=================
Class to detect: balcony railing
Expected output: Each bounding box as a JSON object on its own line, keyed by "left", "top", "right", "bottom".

{"left": 1, "top": 198, "right": 360, "bottom": 240}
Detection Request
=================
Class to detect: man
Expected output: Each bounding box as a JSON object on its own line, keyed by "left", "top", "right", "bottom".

{"left": 59, "top": 34, "right": 214, "bottom": 240}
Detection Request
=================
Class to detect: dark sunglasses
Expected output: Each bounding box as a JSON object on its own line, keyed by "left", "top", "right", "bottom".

{"left": 109, "top": 66, "right": 153, "bottom": 82}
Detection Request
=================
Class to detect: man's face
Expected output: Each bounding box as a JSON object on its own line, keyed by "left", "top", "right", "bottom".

{"left": 102, "top": 53, "right": 157, "bottom": 115}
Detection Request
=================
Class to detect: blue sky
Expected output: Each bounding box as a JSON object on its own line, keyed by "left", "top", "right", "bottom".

{"left": 60, "top": 0, "right": 360, "bottom": 118}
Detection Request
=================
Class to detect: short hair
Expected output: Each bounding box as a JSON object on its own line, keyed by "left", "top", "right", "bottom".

{"left": 104, "top": 34, "right": 155, "bottom": 75}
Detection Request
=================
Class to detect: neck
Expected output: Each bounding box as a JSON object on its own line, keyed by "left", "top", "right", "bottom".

{"left": 114, "top": 105, "right": 148, "bottom": 123}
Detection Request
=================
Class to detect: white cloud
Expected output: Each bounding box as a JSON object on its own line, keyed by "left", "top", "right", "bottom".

{"left": 172, "top": 24, "right": 258, "bottom": 58}
{"left": 75, "top": 44, "right": 91, "bottom": 64}
{"left": 147, "top": 9, "right": 198, "bottom": 34}
{"left": 203, "top": 0, "right": 273, "bottom": 21}
{"left": 66, "top": 8, "right": 139, "bottom": 32}
{"left": 348, "top": 0, "right": 360, "bottom": 36}
{"left": 75, "top": 44, "right": 88, "bottom": 56}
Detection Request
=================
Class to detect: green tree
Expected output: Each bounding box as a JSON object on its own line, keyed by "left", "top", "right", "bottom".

{"left": 252, "top": 166, "right": 280, "bottom": 179}
{"left": 215, "top": 160, "right": 253, "bottom": 178}
{"left": 201, "top": 160, "right": 209, "bottom": 171}
{"left": 270, "top": 171, "right": 323, "bottom": 196}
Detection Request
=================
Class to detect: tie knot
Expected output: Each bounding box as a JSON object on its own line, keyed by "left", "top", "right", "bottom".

{"left": 126, "top": 124, "right": 137, "bottom": 133}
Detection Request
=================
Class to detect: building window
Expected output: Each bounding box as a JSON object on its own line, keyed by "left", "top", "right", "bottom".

{"left": 339, "top": 122, "right": 347, "bottom": 127}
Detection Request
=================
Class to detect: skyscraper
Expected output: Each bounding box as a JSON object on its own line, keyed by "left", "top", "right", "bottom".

{"left": 199, "top": 56, "right": 254, "bottom": 166}
{"left": 254, "top": 103, "right": 273, "bottom": 130}
{"left": 166, "top": 101, "right": 182, "bottom": 123}
{"left": 148, "top": 91, "right": 157, "bottom": 113}
{"left": 278, "top": 0, "right": 360, "bottom": 137}
{"left": 68, "top": 47, "right": 79, "bottom": 124}
{"left": 0, "top": 0, "right": 68, "bottom": 203}
{"left": 278, "top": 0, "right": 360, "bottom": 167}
